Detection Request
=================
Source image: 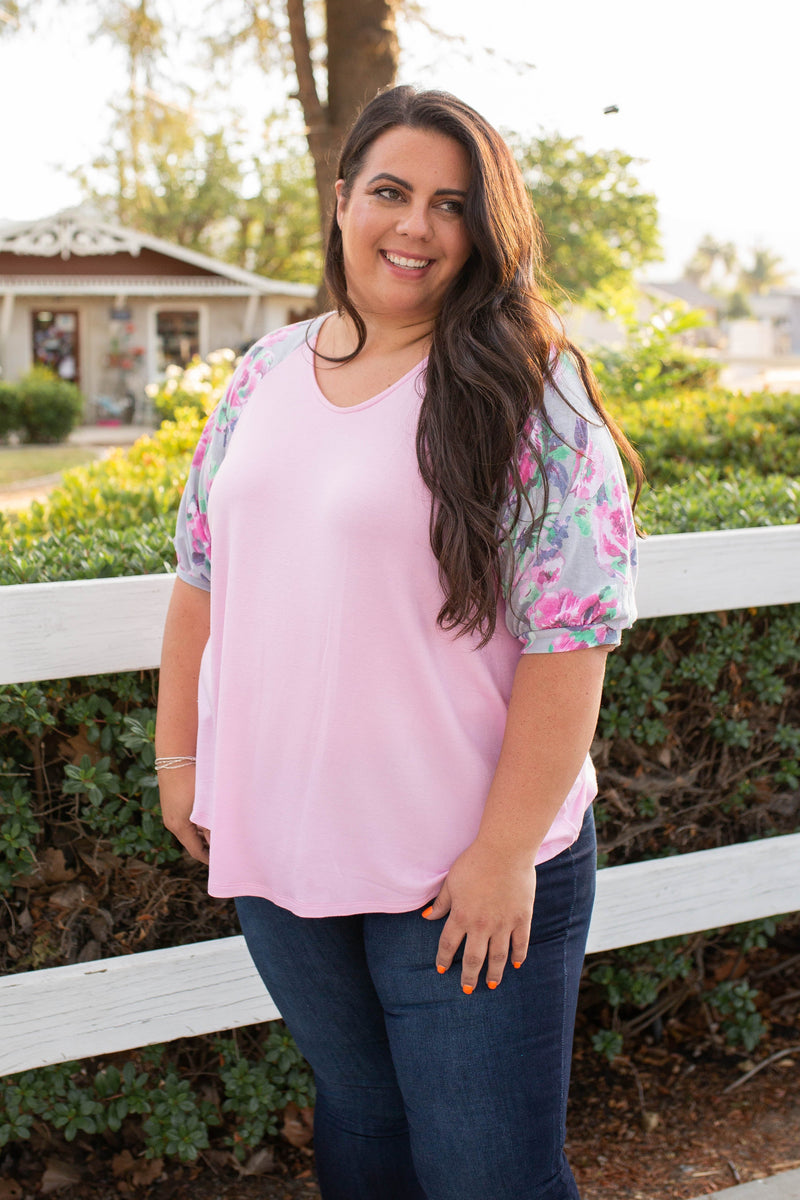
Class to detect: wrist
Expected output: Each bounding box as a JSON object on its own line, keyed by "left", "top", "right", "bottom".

{"left": 154, "top": 755, "right": 196, "bottom": 772}
{"left": 470, "top": 829, "right": 539, "bottom": 871}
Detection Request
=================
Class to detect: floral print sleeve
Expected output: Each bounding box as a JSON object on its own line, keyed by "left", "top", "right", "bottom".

{"left": 174, "top": 319, "right": 317, "bottom": 589}
{"left": 500, "top": 355, "right": 638, "bottom": 653}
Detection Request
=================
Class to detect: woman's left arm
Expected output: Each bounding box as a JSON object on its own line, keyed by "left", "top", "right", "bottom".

{"left": 424, "top": 644, "right": 610, "bottom": 992}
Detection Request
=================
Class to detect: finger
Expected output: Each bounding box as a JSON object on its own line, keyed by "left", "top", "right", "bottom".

{"left": 435, "top": 914, "right": 465, "bottom": 976}
{"left": 422, "top": 880, "right": 451, "bottom": 922}
{"left": 179, "top": 823, "right": 210, "bottom": 865}
{"left": 485, "top": 931, "right": 511, "bottom": 989}
{"left": 510, "top": 921, "right": 531, "bottom": 971}
{"left": 459, "top": 932, "right": 490, "bottom": 995}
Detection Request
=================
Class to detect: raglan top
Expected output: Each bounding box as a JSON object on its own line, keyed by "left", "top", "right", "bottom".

{"left": 173, "top": 316, "right": 638, "bottom": 915}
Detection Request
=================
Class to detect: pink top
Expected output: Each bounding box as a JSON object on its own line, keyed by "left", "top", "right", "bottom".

{"left": 175, "top": 318, "right": 637, "bottom": 916}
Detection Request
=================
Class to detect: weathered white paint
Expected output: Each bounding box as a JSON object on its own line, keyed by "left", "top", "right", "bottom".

{"left": 634, "top": 525, "right": 800, "bottom": 617}
{"left": 1, "top": 526, "right": 798, "bottom": 686}
{"left": 2, "top": 833, "right": 799, "bottom": 1074}
{"left": 587, "top": 832, "right": 800, "bottom": 953}
{"left": 0, "top": 574, "right": 173, "bottom": 685}
{"left": 0, "top": 938, "right": 280, "bottom": 1074}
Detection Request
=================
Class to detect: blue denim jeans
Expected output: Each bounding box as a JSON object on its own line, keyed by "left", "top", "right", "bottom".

{"left": 235, "top": 806, "right": 595, "bottom": 1200}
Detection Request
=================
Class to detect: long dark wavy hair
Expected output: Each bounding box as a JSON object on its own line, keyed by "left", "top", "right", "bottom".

{"left": 324, "top": 85, "right": 644, "bottom": 646}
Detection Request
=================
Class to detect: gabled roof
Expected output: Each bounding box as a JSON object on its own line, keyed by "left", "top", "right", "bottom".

{"left": 644, "top": 279, "right": 724, "bottom": 311}
{"left": 0, "top": 206, "right": 316, "bottom": 298}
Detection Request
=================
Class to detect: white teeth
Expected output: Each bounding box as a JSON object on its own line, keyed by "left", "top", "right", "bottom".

{"left": 383, "top": 251, "right": 431, "bottom": 269}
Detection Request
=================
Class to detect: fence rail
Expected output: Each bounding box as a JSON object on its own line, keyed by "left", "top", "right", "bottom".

{"left": 2, "top": 525, "right": 800, "bottom": 1076}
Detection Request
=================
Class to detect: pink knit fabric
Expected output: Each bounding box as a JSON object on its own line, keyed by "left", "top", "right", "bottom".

{"left": 176, "top": 322, "right": 636, "bottom": 915}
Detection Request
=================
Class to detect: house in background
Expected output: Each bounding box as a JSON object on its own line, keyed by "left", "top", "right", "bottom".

{"left": 650, "top": 279, "right": 800, "bottom": 393}
{"left": 0, "top": 208, "right": 317, "bottom": 421}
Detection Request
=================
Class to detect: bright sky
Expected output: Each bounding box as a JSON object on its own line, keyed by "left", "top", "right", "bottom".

{"left": 0, "top": 0, "right": 797, "bottom": 285}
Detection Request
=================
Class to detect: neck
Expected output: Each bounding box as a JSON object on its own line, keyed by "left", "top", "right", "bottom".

{"left": 332, "top": 308, "right": 434, "bottom": 359}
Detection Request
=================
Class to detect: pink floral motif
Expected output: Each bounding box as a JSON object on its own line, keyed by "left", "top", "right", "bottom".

{"left": 188, "top": 508, "right": 210, "bottom": 555}
{"left": 571, "top": 453, "right": 603, "bottom": 501}
{"left": 591, "top": 495, "right": 635, "bottom": 578}
{"left": 527, "top": 587, "right": 618, "bottom": 633}
{"left": 191, "top": 418, "right": 214, "bottom": 469}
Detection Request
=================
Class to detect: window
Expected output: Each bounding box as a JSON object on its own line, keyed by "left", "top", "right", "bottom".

{"left": 32, "top": 310, "right": 80, "bottom": 385}
{"left": 156, "top": 311, "right": 200, "bottom": 370}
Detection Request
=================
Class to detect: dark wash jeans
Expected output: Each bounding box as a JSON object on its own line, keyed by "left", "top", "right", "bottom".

{"left": 235, "top": 807, "right": 595, "bottom": 1200}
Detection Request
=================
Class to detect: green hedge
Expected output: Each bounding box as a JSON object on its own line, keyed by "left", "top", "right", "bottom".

{"left": 0, "top": 367, "right": 85, "bottom": 444}
{"left": 1, "top": 355, "right": 798, "bottom": 1161}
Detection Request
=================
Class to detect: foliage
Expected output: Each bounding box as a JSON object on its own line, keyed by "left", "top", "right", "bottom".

{"left": 0, "top": 367, "right": 84, "bottom": 444}
{"left": 510, "top": 132, "right": 662, "bottom": 306}
{"left": 615, "top": 384, "right": 800, "bottom": 489}
{"left": 78, "top": 102, "right": 323, "bottom": 285}
{"left": 587, "top": 922, "right": 783, "bottom": 1060}
{"left": 146, "top": 348, "right": 236, "bottom": 421}
{"left": 592, "top": 306, "right": 720, "bottom": 406}
{"left": 0, "top": 381, "right": 21, "bottom": 441}
{"left": 0, "top": 1030, "right": 314, "bottom": 1162}
{"left": 683, "top": 233, "right": 790, "bottom": 303}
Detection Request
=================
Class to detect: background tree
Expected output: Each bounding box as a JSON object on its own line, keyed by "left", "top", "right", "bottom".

{"left": 76, "top": 103, "right": 322, "bottom": 284}
{"left": 0, "top": 2, "right": 23, "bottom": 32}
{"left": 511, "top": 133, "right": 661, "bottom": 307}
{"left": 738, "top": 246, "right": 790, "bottom": 296}
{"left": 206, "top": 0, "right": 400, "bottom": 233}
{"left": 684, "top": 234, "right": 738, "bottom": 291}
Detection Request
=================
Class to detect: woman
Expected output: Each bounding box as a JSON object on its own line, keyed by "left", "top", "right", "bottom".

{"left": 156, "top": 86, "right": 641, "bottom": 1200}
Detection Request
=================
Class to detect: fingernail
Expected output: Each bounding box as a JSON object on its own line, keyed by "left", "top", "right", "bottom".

{"left": 513, "top": 961, "right": 522, "bottom": 969}
{"left": 462, "top": 984, "right": 474, "bottom": 995}
{"left": 487, "top": 980, "right": 499, "bottom": 990}
{"left": 436, "top": 964, "right": 447, "bottom": 974}
{"left": 422, "top": 906, "right": 433, "bottom": 918}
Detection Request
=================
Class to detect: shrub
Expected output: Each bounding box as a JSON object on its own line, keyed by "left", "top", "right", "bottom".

{"left": 0, "top": 380, "right": 21, "bottom": 441}
{"left": 617, "top": 389, "right": 800, "bottom": 488}
{"left": 592, "top": 306, "right": 720, "bottom": 405}
{"left": 0, "top": 1032, "right": 314, "bottom": 1163}
{"left": 8, "top": 366, "right": 86, "bottom": 444}
{"left": 146, "top": 349, "right": 236, "bottom": 422}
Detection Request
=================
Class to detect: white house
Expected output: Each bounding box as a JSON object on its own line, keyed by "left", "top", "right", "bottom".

{"left": 0, "top": 208, "right": 317, "bottom": 421}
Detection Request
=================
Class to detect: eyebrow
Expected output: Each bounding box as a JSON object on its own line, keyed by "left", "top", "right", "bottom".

{"left": 365, "top": 172, "right": 467, "bottom": 197}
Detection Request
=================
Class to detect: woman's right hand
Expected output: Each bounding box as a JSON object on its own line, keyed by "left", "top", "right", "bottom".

{"left": 158, "top": 766, "right": 210, "bottom": 864}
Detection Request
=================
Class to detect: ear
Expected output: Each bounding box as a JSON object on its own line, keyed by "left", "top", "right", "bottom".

{"left": 334, "top": 179, "right": 346, "bottom": 226}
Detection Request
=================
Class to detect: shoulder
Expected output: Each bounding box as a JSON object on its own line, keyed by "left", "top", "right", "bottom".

{"left": 208, "top": 314, "right": 324, "bottom": 447}
{"left": 219, "top": 315, "right": 322, "bottom": 422}
{"left": 533, "top": 353, "right": 604, "bottom": 451}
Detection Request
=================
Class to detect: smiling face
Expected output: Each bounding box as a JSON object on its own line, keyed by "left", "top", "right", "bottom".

{"left": 334, "top": 125, "right": 474, "bottom": 328}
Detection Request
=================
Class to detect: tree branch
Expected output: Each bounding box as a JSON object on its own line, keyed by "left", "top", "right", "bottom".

{"left": 286, "top": 0, "right": 325, "bottom": 136}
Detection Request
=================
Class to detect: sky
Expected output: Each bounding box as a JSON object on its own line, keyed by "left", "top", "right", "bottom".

{"left": 0, "top": 0, "right": 798, "bottom": 286}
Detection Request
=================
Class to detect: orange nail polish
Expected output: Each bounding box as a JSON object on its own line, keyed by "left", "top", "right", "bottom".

{"left": 436, "top": 964, "right": 446, "bottom": 974}
{"left": 422, "top": 906, "right": 433, "bottom": 918}
{"left": 513, "top": 961, "right": 522, "bottom": 969}
{"left": 487, "top": 980, "right": 499, "bottom": 990}
{"left": 462, "top": 984, "right": 474, "bottom": 995}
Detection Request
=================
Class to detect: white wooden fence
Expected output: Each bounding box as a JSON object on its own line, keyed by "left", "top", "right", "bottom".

{"left": 1, "top": 525, "right": 800, "bottom": 1076}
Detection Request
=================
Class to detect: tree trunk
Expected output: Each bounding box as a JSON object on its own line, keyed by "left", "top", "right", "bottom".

{"left": 287, "top": 0, "right": 400, "bottom": 239}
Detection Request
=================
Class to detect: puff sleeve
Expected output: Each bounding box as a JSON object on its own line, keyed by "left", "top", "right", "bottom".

{"left": 500, "top": 355, "right": 638, "bottom": 653}
{"left": 173, "top": 321, "right": 314, "bottom": 590}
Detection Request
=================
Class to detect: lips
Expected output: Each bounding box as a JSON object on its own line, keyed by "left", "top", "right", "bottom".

{"left": 381, "top": 250, "right": 434, "bottom": 270}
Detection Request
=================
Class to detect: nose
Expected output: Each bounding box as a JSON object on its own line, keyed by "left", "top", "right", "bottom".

{"left": 395, "top": 200, "right": 433, "bottom": 241}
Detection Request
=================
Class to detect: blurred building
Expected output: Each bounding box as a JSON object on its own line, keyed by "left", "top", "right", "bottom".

{"left": 0, "top": 207, "right": 317, "bottom": 421}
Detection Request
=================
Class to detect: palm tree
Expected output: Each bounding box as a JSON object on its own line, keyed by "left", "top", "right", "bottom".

{"left": 685, "top": 235, "right": 738, "bottom": 290}
{"left": 739, "top": 247, "right": 790, "bottom": 296}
